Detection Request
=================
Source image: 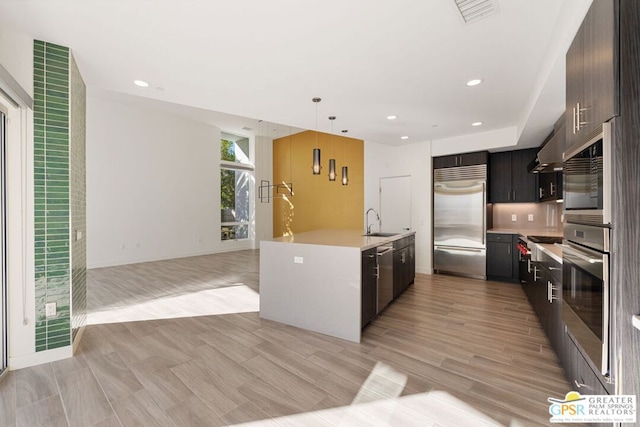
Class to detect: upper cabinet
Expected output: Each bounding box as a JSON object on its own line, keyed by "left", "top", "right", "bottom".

{"left": 566, "top": 0, "right": 618, "bottom": 150}
{"left": 489, "top": 149, "right": 537, "bottom": 203}
{"left": 433, "top": 151, "right": 488, "bottom": 169}
{"left": 538, "top": 172, "right": 563, "bottom": 203}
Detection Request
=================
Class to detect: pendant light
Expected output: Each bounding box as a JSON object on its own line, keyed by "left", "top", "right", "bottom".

{"left": 312, "top": 97, "right": 322, "bottom": 174}
{"left": 341, "top": 129, "right": 349, "bottom": 185}
{"left": 328, "top": 116, "right": 337, "bottom": 181}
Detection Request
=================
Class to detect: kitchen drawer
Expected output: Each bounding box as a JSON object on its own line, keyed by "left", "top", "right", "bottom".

{"left": 540, "top": 251, "right": 562, "bottom": 283}
{"left": 362, "top": 247, "right": 377, "bottom": 267}
{"left": 486, "top": 232, "right": 516, "bottom": 242}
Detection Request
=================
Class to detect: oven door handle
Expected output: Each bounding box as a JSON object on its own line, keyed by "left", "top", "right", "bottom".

{"left": 559, "top": 244, "right": 603, "bottom": 264}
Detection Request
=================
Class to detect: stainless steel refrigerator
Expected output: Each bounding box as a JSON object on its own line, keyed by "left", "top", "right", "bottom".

{"left": 433, "top": 164, "right": 488, "bottom": 279}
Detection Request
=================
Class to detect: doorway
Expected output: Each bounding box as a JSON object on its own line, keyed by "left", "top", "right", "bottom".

{"left": 1, "top": 108, "right": 7, "bottom": 376}
{"left": 379, "top": 175, "right": 412, "bottom": 232}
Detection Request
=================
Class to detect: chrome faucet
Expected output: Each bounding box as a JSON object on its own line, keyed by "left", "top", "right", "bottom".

{"left": 365, "top": 208, "right": 380, "bottom": 235}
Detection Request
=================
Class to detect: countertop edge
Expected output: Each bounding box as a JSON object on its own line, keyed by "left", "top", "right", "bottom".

{"left": 265, "top": 229, "right": 416, "bottom": 251}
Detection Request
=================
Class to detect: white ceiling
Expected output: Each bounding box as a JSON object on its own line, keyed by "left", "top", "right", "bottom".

{"left": 0, "top": 0, "right": 592, "bottom": 147}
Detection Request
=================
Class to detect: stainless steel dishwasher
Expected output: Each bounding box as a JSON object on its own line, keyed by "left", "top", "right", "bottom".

{"left": 376, "top": 244, "right": 394, "bottom": 313}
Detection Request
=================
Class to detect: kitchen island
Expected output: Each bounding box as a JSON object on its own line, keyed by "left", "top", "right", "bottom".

{"left": 260, "top": 229, "right": 415, "bottom": 343}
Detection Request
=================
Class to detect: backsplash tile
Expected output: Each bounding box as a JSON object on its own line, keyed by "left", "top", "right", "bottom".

{"left": 492, "top": 201, "right": 563, "bottom": 231}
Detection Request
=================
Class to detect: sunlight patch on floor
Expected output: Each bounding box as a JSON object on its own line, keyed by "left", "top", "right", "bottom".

{"left": 87, "top": 284, "right": 259, "bottom": 325}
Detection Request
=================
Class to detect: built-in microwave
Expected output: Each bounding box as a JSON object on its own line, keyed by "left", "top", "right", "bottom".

{"left": 563, "top": 122, "right": 611, "bottom": 225}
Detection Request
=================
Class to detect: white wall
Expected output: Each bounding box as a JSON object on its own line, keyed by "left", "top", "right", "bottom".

{"left": 86, "top": 92, "right": 256, "bottom": 268}
{"left": 0, "top": 28, "right": 33, "bottom": 97}
{"left": 364, "top": 140, "right": 432, "bottom": 274}
{"left": 431, "top": 126, "right": 518, "bottom": 156}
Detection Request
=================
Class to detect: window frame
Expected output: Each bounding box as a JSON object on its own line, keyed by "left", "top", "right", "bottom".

{"left": 219, "top": 133, "right": 254, "bottom": 242}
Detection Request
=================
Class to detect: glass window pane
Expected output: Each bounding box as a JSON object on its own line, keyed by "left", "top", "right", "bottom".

{"left": 221, "top": 132, "right": 250, "bottom": 164}
{"left": 221, "top": 224, "right": 248, "bottom": 241}
{"left": 220, "top": 169, "right": 250, "bottom": 223}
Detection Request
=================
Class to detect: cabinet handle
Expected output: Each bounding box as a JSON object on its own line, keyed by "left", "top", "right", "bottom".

{"left": 374, "top": 265, "right": 379, "bottom": 278}
{"left": 507, "top": 245, "right": 511, "bottom": 255}
{"left": 533, "top": 265, "right": 539, "bottom": 282}
{"left": 576, "top": 103, "right": 580, "bottom": 131}
{"left": 572, "top": 106, "right": 577, "bottom": 134}
{"left": 539, "top": 187, "right": 544, "bottom": 199}
{"left": 548, "top": 266, "right": 561, "bottom": 271}
{"left": 369, "top": 254, "right": 375, "bottom": 259}
{"left": 550, "top": 182, "right": 555, "bottom": 196}
{"left": 512, "top": 190, "right": 516, "bottom": 201}
{"left": 574, "top": 379, "right": 591, "bottom": 390}
{"left": 578, "top": 103, "right": 589, "bottom": 127}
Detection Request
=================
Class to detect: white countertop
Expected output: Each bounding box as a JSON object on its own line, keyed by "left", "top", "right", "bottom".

{"left": 270, "top": 229, "right": 415, "bottom": 251}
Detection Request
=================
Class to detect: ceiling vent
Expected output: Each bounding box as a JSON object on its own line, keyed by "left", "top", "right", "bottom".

{"left": 241, "top": 126, "right": 253, "bottom": 131}
{"left": 454, "top": 0, "right": 498, "bottom": 24}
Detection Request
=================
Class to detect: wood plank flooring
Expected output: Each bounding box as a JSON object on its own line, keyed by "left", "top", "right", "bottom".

{"left": 0, "top": 250, "right": 577, "bottom": 426}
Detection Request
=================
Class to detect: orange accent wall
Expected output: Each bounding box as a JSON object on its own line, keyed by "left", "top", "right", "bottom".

{"left": 272, "top": 130, "right": 364, "bottom": 237}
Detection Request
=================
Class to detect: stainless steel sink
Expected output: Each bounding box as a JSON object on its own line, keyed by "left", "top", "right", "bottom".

{"left": 363, "top": 232, "right": 399, "bottom": 237}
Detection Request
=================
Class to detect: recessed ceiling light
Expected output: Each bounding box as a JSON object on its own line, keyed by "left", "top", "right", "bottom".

{"left": 401, "top": 136, "right": 409, "bottom": 140}
{"left": 472, "top": 121, "right": 483, "bottom": 126}
{"left": 134, "top": 80, "right": 149, "bottom": 87}
{"left": 387, "top": 115, "right": 398, "bottom": 120}
{"left": 466, "top": 79, "right": 483, "bottom": 87}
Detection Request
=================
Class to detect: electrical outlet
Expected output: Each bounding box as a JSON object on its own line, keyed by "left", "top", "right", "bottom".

{"left": 511, "top": 214, "right": 517, "bottom": 222}
{"left": 528, "top": 214, "right": 534, "bottom": 222}
{"left": 45, "top": 302, "right": 57, "bottom": 317}
{"left": 294, "top": 256, "right": 304, "bottom": 264}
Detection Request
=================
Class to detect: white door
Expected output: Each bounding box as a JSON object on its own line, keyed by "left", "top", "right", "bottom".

{"left": 0, "top": 109, "right": 7, "bottom": 375}
{"left": 379, "top": 176, "right": 411, "bottom": 233}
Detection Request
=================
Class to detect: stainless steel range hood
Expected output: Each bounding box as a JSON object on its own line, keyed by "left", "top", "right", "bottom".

{"left": 528, "top": 118, "right": 565, "bottom": 173}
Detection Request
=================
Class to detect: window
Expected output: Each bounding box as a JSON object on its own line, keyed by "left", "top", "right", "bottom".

{"left": 220, "top": 133, "right": 253, "bottom": 241}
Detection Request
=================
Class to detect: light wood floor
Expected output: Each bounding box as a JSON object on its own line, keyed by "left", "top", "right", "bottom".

{"left": 0, "top": 250, "right": 575, "bottom": 426}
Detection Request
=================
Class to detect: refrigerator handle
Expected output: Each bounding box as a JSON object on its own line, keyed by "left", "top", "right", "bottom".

{"left": 482, "top": 182, "right": 486, "bottom": 245}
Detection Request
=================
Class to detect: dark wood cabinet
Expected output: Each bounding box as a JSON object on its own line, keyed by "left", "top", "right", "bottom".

{"left": 393, "top": 235, "right": 415, "bottom": 299}
{"left": 562, "top": 335, "right": 610, "bottom": 419}
{"left": 433, "top": 151, "right": 488, "bottom": 169}
{"left": 540, "top": 252, "right": 563, "bottom": 355}
{"left": 566, "top": 0, "right": 617, "bottom": 150}
{"left": 486, "top": 233, "right": 517, "bottom": 282}
{"left": 361, "top": 248, "right": 377, "bottom": 327}
{"left": 537, "top": 172, "right": 563, "bottom": 202}
{"left": 489, "top": 149, "right": 537, "bottom": 203}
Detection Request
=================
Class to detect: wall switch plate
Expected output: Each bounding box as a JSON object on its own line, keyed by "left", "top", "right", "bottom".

{"left": 294, "top": 256, "right": 304, "bottom": 264}
{"left": 45, "top": 302, "right": 57, "bottom": 317}
{"left": 76, "top": 230, "right": 82, "bottom": 241}
{"left": 511, "top": 214, "right": 517, "bottom": 222}
{"left": 528, "top": 214, "right": 534, "bottom": 222}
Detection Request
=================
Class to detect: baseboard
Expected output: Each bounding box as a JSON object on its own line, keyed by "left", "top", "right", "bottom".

{"left": 9, "top": 346, "right": 73, "bottom": 370}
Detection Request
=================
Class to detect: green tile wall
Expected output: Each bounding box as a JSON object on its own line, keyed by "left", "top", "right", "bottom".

{"left": 33, "top": 40, "right": 76, "bottom": 351}
{"left": 70, "top": 54, "right": 87, "bottom": 341}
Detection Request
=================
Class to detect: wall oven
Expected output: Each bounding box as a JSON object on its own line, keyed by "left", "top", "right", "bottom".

{"left": 563, "top": 122, "right": 611, "bottom": 224}
{"left": 562, "top": 121, "right": 613, "bottom": 384}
